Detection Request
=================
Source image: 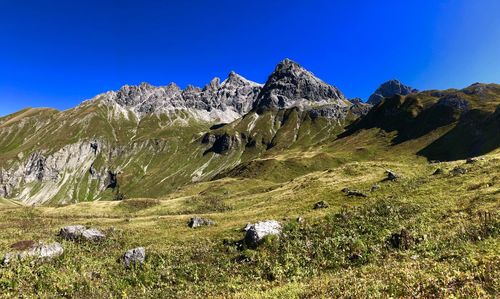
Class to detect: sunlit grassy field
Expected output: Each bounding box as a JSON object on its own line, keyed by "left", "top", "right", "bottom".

{"left": 0, "top": 129, "right": 498, "bottom": 298}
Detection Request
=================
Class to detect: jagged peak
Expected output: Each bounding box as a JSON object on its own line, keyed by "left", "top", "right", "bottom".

{"left": 183, "top": 84, "right": 202, "bottom": 93}
{"left": 221, "top": 71, "right": 262, "bottom": 87}
{"left": 254, "top": 59, "right": 346, "bottom": 111}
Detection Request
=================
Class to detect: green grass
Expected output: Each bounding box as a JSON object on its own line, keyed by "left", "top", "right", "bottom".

{"left": 0, "top": 150, "right": 498, "bottom": 298}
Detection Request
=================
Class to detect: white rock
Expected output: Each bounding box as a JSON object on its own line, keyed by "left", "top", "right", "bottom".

{"left": 244, "top": 220, "right": 282, "bottom": 247}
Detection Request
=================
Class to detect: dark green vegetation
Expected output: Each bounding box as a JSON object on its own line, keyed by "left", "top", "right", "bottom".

{"left": 0, "top": 83, "right": 499, "bottom": 298}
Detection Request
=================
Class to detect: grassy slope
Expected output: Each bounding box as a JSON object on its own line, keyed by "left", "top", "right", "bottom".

{"left": 0, "top": 126, "right": 498, "bottom": 298}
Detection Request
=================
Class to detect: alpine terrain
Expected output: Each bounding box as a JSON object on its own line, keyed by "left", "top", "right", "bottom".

{"left": 0, "top": 59, "right": 498, "bottom": 298}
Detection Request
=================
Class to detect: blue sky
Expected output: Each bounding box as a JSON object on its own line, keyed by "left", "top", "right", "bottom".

{"left": 1, "top": 0, "right": 499, "bottom": 116}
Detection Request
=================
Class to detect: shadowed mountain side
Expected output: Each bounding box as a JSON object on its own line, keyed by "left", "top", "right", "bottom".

{"left": 338, "top": 84, "right": 500, "bottom": 161}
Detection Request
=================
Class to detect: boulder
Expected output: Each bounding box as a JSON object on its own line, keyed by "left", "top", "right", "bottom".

{"left": 313, "top": 201, "right": 329, "bottom": 209}
{"left": 451, "top": 166, "right": 467, "bottom": 175}
{"left": 466, "top": 158, "right": 478, "bottom": 164}
{"left": 370, "top": 184, "right": 380, "bottom": 192}
{"left": 244, "top": 220, "right": 282, "bottom": 248}
{"left": 432, "top": 168, "right": 444, "bottom": 175}
{"left": 123, "top": 247, "right": 146, "bottom": 268}
{"left": 59, "top": 225, "right": 106, "bottom": 242}
{"left": 188, "top": 217, "right": 215, "bottom": 228}
{"left": 3, "top": 242, "right": 64, "bottom": 265}
{"left": 385, "top": 169, "right": 399, "bottom": 181}
{"left": 342, "top": 188, "right": 368, "bottom": 197}
{"left": 388, "top": 229, "right": 414, "bottom": 250}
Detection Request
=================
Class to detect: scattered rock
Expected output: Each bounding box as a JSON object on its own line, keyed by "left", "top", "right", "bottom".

{"left": 370, "top": 184, "right": 380, "bottom": 192}
{"left": 59, "top": 225, "right": 106, "bottom": 242}
{"left": 188, "top": 217, "right": 215, "bottom": 228}
{"left": 297, "top": 216, "right": 305, "bottom": 224}
{"left": 123, "top": 247, "right": 146, "bottom": 268}
{"left": 466, "top": 158, "right": 478, "bottom": 164}
{"left": 451, "top": 166, "right": 467, "bottom": 175}
{"left": 432, "top": 168, "right": 444, "bottom": 175}
{"left": 342, "top": 188, "right": 368, "bottom": 197}
{"left": 244, "top": 220, "right": 282, "bottom": 248}
{"left": 385, "top": 169, "right": 399, "bottom": 181}
{"left": 313, "top": 201, "right": 329, "bottom": 209}
{"left": 388, "top": 229, "right": 414, "bottom": 250}
{"left": 3, "top": 242, "right": 64, "bottom": 265}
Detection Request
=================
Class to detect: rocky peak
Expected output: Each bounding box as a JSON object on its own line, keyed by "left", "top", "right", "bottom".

{"left": 367, "top": 80, "right": 417, "bottom": 105}
{"left": 254, "top": 58, "right": 346, "bottom": 111}
{"left": 222, "top": 71, "right": 260, "bottom": 88}
{"left": 204, "top": 77, "right": 221, "bottom": 92}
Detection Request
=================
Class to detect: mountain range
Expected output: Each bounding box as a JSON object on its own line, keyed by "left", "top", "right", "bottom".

{"left": 0, "top": 59, "right": 498, "bottom": 205}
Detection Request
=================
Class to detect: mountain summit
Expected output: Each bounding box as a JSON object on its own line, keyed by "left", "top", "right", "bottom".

{"left": 253, "top": 59, "right": 347, "bottom": 111}
{"left": 367, "top": 79, "right": 417, "bottom": 105}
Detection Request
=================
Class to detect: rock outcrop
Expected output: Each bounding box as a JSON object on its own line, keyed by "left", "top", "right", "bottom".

{"left": 244, "top": 220, "right": 282, "bottom": 247}
{"left": 368, "top": 80, "right": 417, "bottom": 105}
{"left": 59, "top": 225, "right": 106, "bottom": 242}
{"left": 2, "top": 242, "right": 64, "bottom": 265}
{"left": 96, "top": 71, "right": 263, "bottom": 123}
{"left": 123, "top": 247, "right": 146, "bottom": 268}
{"left": 188, "top": 217, "right": 215, "bottom": 228}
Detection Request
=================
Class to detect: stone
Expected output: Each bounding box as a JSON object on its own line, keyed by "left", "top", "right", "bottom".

{"left": 388, "top": 229, "right": 414, "bottom": 250}
{"left": 385, "top": 170, "right": 399, "bottom": 181}
{"left": 3, "top": 242, "right": 64, "bottom": 265}
{"left": 451, "top": 166, "right": 467, "bottom": 175}
{"left": 123, "top": 247, "right": 146, "bottom": 268}
{"left": 244, "top": 220, "right": 282, "bottom": 248}
{"left": 466, "top": 158, "right": 478, "bottom": 164}
{"left": 188, "top": 217, "right": 215, "bottom": 228}
{"left": 370, "top": 184, "right": 380, "bottom": 192}
{"left": 342, "top": 188, "right": 368, "bottom": 197}
{"left": 313, "top": 201, "right": 329, "bottom": 209}
{"left": 432, "top": 168, "right": 444, "bottom": 175}
{"left": 59, "top": 225, "right": 106, "bottom": 241}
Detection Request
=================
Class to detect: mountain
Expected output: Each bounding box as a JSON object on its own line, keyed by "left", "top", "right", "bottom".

{"left": 94, "top": 71, "right": 262, "bottom": 123}
{"left": 0, "top": 59, "right": 361, "bottom": 205}
{"left": 254, "top": 58, "right": 347, "bottom": 111}
{"left": 367, "top": 79, "right": 418, "bottom": 105}
{"left": 342, "top": 83, "right": 500, "bottom": 160}
{"left": 1, "top": 60, "right": 499, "bottom": 298}
{"left": 0, "top": 60, "right": 498, "bottom": 206}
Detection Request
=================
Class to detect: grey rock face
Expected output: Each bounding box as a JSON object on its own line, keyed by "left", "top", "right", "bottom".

{"left": 188, "top": 217, "right": 215, "bottom": 228}
{"left": 368, "top": 80, "right": 417, "bottom": 105}
{"left": 0, "top": 140, "right": 105, "bottom": 204}
{"left": 59, "top": 225, "right": 106, "bottom": 241}
{"left": 254, "top": 59, "right": 347, "bottom": 111}
{"left": 97, "top": 72, "right": 263, "bottom": 123}
{"left": 2, "top": 242, "right": 64, "bottom": 265}
{"left": 244, "top": 220, "right": 282, "bottom": 247}
{"left": 123, "top": 247, "right": 146, "bottom": 268}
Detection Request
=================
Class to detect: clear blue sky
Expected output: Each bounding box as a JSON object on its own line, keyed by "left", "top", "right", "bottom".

{"left": 1, "top": 0, "right": 500, "bottom": 116}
